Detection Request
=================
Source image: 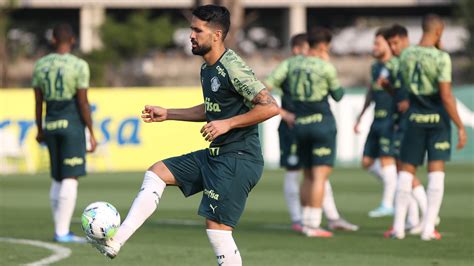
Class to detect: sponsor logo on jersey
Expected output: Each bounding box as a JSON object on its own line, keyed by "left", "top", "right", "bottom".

{"left": 313, "top": 147, "right": 332, "bottom": 157}
{"left": 434, "top": 141, "right": 450, "bottom": 151}
{"left": 216, "top": 65, "right": 226, "bottom": 77}
{"left": 204, "top": 189, "right": 220, "bottom": 201}
{"left": 296, "top": 114, "right": 323, "bottom": 125}
{"left": 233, "top": 78, "right": 254, "bottom": 96}
{"left": 409, "top": 113, "right": 440, "bottom": 124}
{"left": 374, "top": 109, "right": 388, "bottom": 118}
{"left": 63, "top": 157, "right": 84, "bottom": 167}
{"left": 209, "top": 147, "right": 220, "bottom": 156}
{"left": 211, "top": 76, "right": 221, "bottom": 92}
{"left": 45, "top": 119, "right": 69, "bottom": 130}
{"left": 205, "top": 97, "right": 222, "bottom": 112}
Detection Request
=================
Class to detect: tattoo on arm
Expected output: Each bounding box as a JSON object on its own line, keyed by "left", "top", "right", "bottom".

{"left": 252, "top": 89, "right": 277, "bottom": 106}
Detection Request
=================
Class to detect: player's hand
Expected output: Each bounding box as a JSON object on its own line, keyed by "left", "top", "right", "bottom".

{"left": 398, "top": 100, "right": 409, "bottom": 113}
{"left": 282, "top": 111, "right": 296, "bottom": 128}
{"left": 457, "top": 127, "right": 467, "bottom": 150}
{"left": 141, "top": 105, "right": 167, "bottom": 123}
{"left": 353, "top": 120, "right": 360, "bottom": 134}
{"left": 36, "top": 131, "right": 45, "bottom": 144}
{"left": 378, "top": 78, "right": 390, "bottom": 89}
{"left": 88, "top": 134, "right": 97, "bottom": 153}
{"left": 201, "top": 120, "right": 231, "bottom": 142}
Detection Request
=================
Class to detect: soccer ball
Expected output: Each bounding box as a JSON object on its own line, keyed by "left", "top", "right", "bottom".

{"left": 81, "top": 201, "right": 121, "bottom": 240}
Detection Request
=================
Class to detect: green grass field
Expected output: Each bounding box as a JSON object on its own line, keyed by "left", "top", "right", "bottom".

{"left": 1, "top": 165, "right": 473, "bottom": 265}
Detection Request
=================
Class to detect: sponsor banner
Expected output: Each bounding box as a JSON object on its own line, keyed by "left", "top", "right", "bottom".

{"left": 0, "top": 88, "right": 208, "bottom": 174}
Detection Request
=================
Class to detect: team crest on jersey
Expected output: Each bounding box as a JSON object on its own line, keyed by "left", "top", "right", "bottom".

{"left": 211, "top": 76, "right": 221, "bottom": 92}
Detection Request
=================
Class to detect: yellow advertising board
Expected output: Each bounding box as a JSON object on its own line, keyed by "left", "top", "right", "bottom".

{"left": 0, "top": 88, "right": 209, "bottom": 174}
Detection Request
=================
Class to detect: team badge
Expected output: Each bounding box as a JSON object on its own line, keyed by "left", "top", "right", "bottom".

{"left": 211, "top": 76, "right": 221, "bottom": 92}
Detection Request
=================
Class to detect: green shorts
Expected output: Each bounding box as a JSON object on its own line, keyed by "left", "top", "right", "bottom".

{"left": 393, "top": 115, "right": 408, "bottom": 158}
{"left": 294, "top": 114, "right": 337, "bottom": 168}
{"left": 278, "top": 121, "right": 301, "bottom": 170}
{"left": 400, "top": 122, "right": 451, "bottom": 166}
{"left": 363, "top": 119, "right": 395, "bottom": 159}
{"left": 163, "top": 148, "right": 263, "bottom": 228}
{"left": 44, "top": 118, "right": 86, "bottom": 181}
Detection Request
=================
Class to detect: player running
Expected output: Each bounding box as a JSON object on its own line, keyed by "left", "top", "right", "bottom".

{"left": 33, "top": 23, "right": 96, "bottom": 243}
{"left": 88, "top": 5, "right": 279, "bottom": 264}
{"left": 266, "top": 34, "right": 358, "bottom": 233}
{"left": 390, "top": 14, "right": 467, "bottom": 240}
{"left": 354, "top": 28, "right": 398, "bottom": 218}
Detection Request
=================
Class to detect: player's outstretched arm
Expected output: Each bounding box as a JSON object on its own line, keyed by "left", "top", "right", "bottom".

{"left": 141, "top": 104, "right": 206, "bottom": 123}
{"left": 201, "top": 89, "right": 279, "bottom": 141}
{"left": 439, "top": 82, "right": 467, "bottom": 149}
{"left": 34, "top": 88, "right": 44, "bottom": 143}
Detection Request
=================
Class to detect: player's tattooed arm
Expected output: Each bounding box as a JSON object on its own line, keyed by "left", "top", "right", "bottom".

{"left": 252, "top": 89, "right": 278, "bottom": 106}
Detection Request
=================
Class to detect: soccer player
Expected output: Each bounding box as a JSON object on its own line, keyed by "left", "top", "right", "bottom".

{"left": 33, "top": 23, "right": 96, "bottom": 243}
{"left": 390, "top": 14, "right": 467, "bottom": 240}
{"left": 382, "top": 24, "right": 431, "bottom": 234}
{"left": 266, "top": 34, "right": 358, "bottom": 232}
{"left": 265, "top": 28, "right": 344, "bottom": 237}
{"left": 88, "top": 5, "right": 279, "bottom": 264}
{"left": 354, "top": 28, "right": 398, "bottom": 218}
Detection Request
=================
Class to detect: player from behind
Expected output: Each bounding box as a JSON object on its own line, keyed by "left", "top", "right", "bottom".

{"left": 390, "top": 14, "right": 466, "bottom": 240}
{"left": 266, "top": 28, "right": 344, "bottom": 237}
{"left": 33, "top": 23, "right": 97, "bottom": 243}
{"left": 354, "top": 28, "right": 398, "bottom": 218}
{"left": 88, "top": 5, "right": 279, "bottom": 264}
{"left": 266, "top": 34, "right": 358, "bottom": 232}
{"left": 382, "top": 24, "right": 431, "bottom": 235}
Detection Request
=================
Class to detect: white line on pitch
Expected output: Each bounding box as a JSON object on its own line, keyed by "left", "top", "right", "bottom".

{"left": 0, "top": 237, "right": 71, "bottom": 266}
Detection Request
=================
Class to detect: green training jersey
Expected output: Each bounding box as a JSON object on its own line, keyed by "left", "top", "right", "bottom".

{"left": 32, "top": 53, "right": 90, "bottom": 119}
{"left": 265, "top": 55, "right": 343, "bottom": 117}
{"left": 200, "top": 49, "right": 265, "bottom": 157}
{"left": 265, "top": 58, "right": 295, "bottom": 113}
{"left": 371, "top": 60, "right": 396, "bottom": 120}
{"left": 399, "top": 46, "right": 451, "bottom": 124}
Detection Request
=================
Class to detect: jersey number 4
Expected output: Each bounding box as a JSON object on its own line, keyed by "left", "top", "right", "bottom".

{"left": 42, "top": 68, "right": 64, "bottom": 98}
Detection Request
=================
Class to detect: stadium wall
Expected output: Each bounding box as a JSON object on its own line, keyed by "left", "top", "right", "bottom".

{"left": 0, "top": 87, "right": 472, "bottom": 174}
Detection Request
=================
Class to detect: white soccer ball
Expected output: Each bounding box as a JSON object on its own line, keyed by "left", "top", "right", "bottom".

{"left": 81, "top": 201, "right": 121, "bottom": 240}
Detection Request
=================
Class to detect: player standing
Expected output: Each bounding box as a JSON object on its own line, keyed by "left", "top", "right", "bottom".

{"left": 354, "top": 28, "right": 398, "bottom": 218}
{"left": 88, "top": 5, "right": 279, "bottom": 264}
{"left": 266, "top": 34, "right": 358, "bottom": 233}
{"left": 33, "top": 23, "right": 96, "bottom": 243}
{"left": 390, "top": 14, "right": 467, "bottom": 240}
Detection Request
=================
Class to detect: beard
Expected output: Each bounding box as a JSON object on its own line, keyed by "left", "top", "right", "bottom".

{"left": 191, "top": 42, "right": 212, "bottom": 56}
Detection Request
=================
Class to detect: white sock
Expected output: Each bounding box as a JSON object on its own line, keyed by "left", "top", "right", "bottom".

{"left": 302, "top": 207, "right": 322, "bottom": 228}
{"left": 422, "top": 172, "right": 445, "bottom": 238}
{"left": 283, "top": 171, "right": 301, "bottom": 223}
{"left": 393, "top": 171, "right": 413, "bottom": 235}
{"left": 206, "top": 229, "right": 242, "bottom": 266}
{"left": 412, "top": 185, "right": 428, "bottom": 217}
{"left": 113, "top": 171, "right": 166, "bottom": 245}
{"left": 50, "top": 180, "right": 61, "bottom": 228}
{"left": 381, "top": 164, "right": 397, "bottom": 209}
{"left": 406, "top": 195, "right": 420, "bottom": 228}
{"left": 55, "top": 178, "right": 78, "bottom": 236}
{"left": 368, "top": 159, "right": 383, "bottom": 181}
{"left": 323, "top": 181, "right": 340, "bottom": 220}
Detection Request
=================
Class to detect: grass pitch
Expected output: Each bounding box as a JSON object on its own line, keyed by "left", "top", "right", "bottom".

{"left": 0, "top": 165, "right": 473, "bottom": 265}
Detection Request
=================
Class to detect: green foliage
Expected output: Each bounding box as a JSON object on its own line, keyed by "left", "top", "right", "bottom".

{"left": 100, "top": 11, "right": 176, "bottom": 59}
{"left": 83, "top": 11, "right": 177, "bottom": 86}
{"left": 459, "top": 0, "right": 474, "bottom": 80}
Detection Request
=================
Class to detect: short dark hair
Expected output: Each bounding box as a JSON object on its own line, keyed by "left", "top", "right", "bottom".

{"left": 385, "top": 24, "right": 408, "bottom": 39}
{"left": 375, "top": 27, "right": 389, "bottom": 38}
{"left": 422, "top": 14, "right": 443, "bottom": 33}
{"left": 308, "top": 27, "right": 332, "bottom": 47}
{"left": 53, "top": 23, "right": 75, "bottom": 44}
{"left": 290, "top": 33, "right": 307, "bottom": 48}
{"left": 192, "top": 5, "right": 230, "bottom": 40}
